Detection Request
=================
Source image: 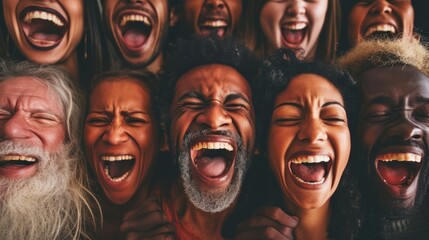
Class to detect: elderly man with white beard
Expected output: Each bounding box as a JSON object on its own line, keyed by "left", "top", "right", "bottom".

{"left": 0, "top": 60, "right": 99, "bottom": 240}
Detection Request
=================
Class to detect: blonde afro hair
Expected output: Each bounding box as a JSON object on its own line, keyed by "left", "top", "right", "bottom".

{"left": 337, "top": 39, "right": 429, "bottom": 79}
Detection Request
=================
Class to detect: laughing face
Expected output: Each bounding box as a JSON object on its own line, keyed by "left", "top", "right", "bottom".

{"left": 103, "top": 0, "right": 169, "bottom": 66}
{"left": 359, "top": 66, "right": 429, "bottom": 211}
{"left": 260, "top": 0, "right": 328, "bottom": 59}
{"left": 348, "top": 0, "right": 414, "bottom": 46}
{"left": 2, "top": 0, "right": 84, "bottom": 64}
{"left": 176, "top": 0, "right": 242, "bottom": 38}
{"left": 170, "top": 64, "right": 255, "bottom": 213}
{"left": 84, "top": 77, "right": 160, "bottom": 205}
{"left": 0, "top": 77, "right": 65, "bottom": 179}
{"left": 268, "top": 74, "right": 350, "bottom": 209}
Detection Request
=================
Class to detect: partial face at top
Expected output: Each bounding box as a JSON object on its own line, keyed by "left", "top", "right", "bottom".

{"left": 268, "top": 74, "right": 350, "bottom": 210}
{"left": 176, "top": 0, "right": 242, "bottom": 37}
{"left": 0, "top": 77, "right": 65, "bottom": 179}
{"left": 2, "top": 0, "right": 84, "bottom": 64}
{"left": 348, "top": 0, "right": 414, "bottom": 46}
{"left": 103, "top": 0, "right": 169, "bottom": 66}
{"left": 84, "top": 78, "right": 160, "bottom": 205}
{"left": 359, "top": 66, "right": 429, "bottom": 211}
{"left": 170, "top": 64, "right": 255, "bottom": 212}
{"left": 260, "top": 0, "right": 328, "bottom": 59}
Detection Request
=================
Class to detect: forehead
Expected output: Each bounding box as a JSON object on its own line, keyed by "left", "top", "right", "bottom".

{"left": 174, "top": 64, "right": 251, "bottom": 98}
{"left": 360, "top": 66, "right": 429, "bottom": 99}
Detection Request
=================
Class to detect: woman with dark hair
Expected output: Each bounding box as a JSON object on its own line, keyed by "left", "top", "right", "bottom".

{"left": 0, "top": 0, "right": 111, "bottom": 89}
{"left": 238, "top": 0, "right": 340, "bottom": 63}
{"left": 235, "top": 49, "right": 360, "bottom": 239}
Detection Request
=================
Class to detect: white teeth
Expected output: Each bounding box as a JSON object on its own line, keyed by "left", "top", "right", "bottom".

{"left": 191, "top": 142, "right": 234, "bottom": 151}
{"left": 104, "top": 166, "right": 131, "bottom": 182}
{"left": 365, "top": 24, "right": 396, "bottom": 37}
{"left": 283, "top": 22, "right": 307, "bottom": 30}
{"left": 0, "top": 155, "right": 37, "bottom": 162}
{"left": 290, "top": 155, "right": 330, "bottom": 164}
{"left": 200, "top": 20, "right": 228, "bottom": 27}
{"left": 376, "top": 153, "right": 421, "bottom": 163}
{"left": 294, "top": 175, "right": 325, "bottom": 185}
{"left": 120, "top": 14, "right": 151, "bottom": 27}
{"left": 101, "top": 155, "right": 134, "bottom": 161}
{"left": 23, "top": 10, "right": 64, "bottom": 27}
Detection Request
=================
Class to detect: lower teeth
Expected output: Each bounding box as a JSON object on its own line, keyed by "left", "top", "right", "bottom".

{"left": 294, "top": 175, "right": 325, "bottom": 185}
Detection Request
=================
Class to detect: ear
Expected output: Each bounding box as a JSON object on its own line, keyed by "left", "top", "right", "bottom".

{"left": 169, "top": 6, "right": 179, "bottom": 27}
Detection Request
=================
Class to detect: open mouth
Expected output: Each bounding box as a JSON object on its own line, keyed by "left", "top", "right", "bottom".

{"left": 191, "top": 141, "right": 235, "bottom": 179}
{"left": 364, "top": 24, "right": 397, "bottom": 40}
{"left": 198, "top": 19, "right": 229, "bottom": 37}
{"left": 0, "top": 155, "right": 37, "bottom": 167}
{"left": 101, "top": 155, "right": 135, "bottom": 183}
{"left": 20, "top": 7, "right": 67, "bottom": 50}
{"left": 289, "top": 155, "right": 332, "bottom": 185}
{"left": 376, "top": 153, "right": 421, "bottom": 186}
{"left": 282, "top": 22, "right": 307, "bottom": 46}
{"left": 117, "top": 13, "right": 152, "bottom": 51}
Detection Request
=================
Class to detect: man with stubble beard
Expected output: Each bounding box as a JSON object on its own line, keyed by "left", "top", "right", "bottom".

{"left": 0, "top": 60, "right": 99, "bottom": 240}
{"left": 339, "top": 39, "right": 429, "bottom": 239}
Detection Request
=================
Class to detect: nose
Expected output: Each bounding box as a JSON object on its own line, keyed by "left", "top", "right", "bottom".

{"left": 297, "top": 118, "right": 327, "bottom": 143}
{"left": 387, "top": 114, "right": 423, "bottom": 141}
{"left": 286, "top": 0, "right": 306, "bottom": 16}
{"left": 0, "top": 113, "right": 32, "bottom": 140}
{"left": 123, "top": 0, "right": 145, "bottom": 3}
{"left": 101, "top": 121, "right": 128, "bottom": 145}
{"left": 196, "top": 102, "right": 232, "bottom": 130}
{"left": 204, "top": 0, "right": 225, "bottom": 10}
{"left": 370, "top": 0, "right": 392, "bottom": 15}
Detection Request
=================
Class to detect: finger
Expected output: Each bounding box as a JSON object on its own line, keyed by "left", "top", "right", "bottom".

{"left": 237, "top": 215, "right": 294, "bottom": 237}
{"left": 123, "top": 197, "right": 163, "bottom": 221}
{"left": 120, "top": 210, "right": 168, "bottom": 232}
{"left": 235, "top": 226, "right": 293, "bottom": 240}
{"left": 254, "top": 206, "right": 298, "bottom": 228}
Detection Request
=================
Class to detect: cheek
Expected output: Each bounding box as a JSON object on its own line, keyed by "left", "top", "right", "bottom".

{"left": 308, "top": 3, "right": 328, "bottom": 31}
{"left": 268, "top": 128, "right": 293, "bottom": 174}
{"left": 42, "top": 126, "right": 66, "bottom": 152}
{"left": 84, "top": 127, "right": 102, "bottom": 151}
{"left": 348, "top": 8, "right": 364, "bottom": 35}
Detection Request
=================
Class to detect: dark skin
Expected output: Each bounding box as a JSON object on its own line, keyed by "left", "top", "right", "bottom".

{"left": 359, "top": 65, "right": 429, "bottom": 211}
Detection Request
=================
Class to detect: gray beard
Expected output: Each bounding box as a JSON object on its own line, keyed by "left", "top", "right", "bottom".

{"left": 177, "top": 130, "right": 251, "bottom": 213}
{"left": 0, "top": 141, "right": 87, "bottom": 240}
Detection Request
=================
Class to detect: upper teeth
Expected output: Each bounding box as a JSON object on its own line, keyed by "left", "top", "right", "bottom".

{"left": 101, "top": 155, "right": 134, "bottom": 161}
{"left": 120, "top": 14, "right": 151, "bottom": 27}
{"left": 284, "top": 23, "right": 307, "bottom": 30}
{"left": 290, "top": 155, "right": 330, "bottom": 164}
{"left": 200, "top": 20, "right": 228, "bottom": 27}
{"left": 0, "top": 155, "right": 37, "bottom": 162}
{"left": 192, "top": 142, "right": 233, "bottom": 151}
{"left": 365, "top": 24, "right": 396, "bottom": 36}
{"left": 23, "top": 10, "right": 64, "bottom": 27}
{"left": 377, "top": 153, "right": 421, "bottom": 163}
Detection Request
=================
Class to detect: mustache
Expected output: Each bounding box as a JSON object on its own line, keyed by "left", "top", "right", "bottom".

{"left": 0, "top": 140, "right": 48, "bottom": 162}
{"left": 375, "top": 138, "right": 425, "bottom": 152}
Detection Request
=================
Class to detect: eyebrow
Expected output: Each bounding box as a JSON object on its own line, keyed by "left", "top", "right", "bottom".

{"left": 273, "top": 102, "right": 302, "bottom": 111}
{"left": 177, "top": 91, "right": 205, "bottom": 102}
{"left": 322, "top": 101, "right": 345, "bottom": 109}
{"left": 225, "top": 94, "right": 251, "bottom": 105}
{"left": 367, "top": 96, "right": 393, "bottom": 106}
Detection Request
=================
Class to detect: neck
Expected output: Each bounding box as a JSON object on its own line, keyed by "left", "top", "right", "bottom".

{"left": 59, "top": 51, "right": 79, "bottom": 84}
{"left": 144, "top": 53, "right": 163, "bottom": 73}
{"left": 285, "top": 200, "right": 330, "bottom": 240}
{"left": 171, "top": 181, "right": 232, "bottom": 240}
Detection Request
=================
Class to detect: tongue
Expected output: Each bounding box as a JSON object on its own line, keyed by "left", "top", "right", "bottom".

{"left": 291, "top": 162, "right": 325, "bottom": 183}
{"left": 123, "top": 29, "right": 147, "bottom": 48}
{"left": 378, "top": 161, "right": 409, "bottom": 185}
{"left": 282, "top": 29, "right": 304, "bottom": 44}
{"left": 196, "top": 156, "right": 227, "bottom": 177}
{"left": 199, "top": 27, "right": 226, "bottom": 38}
{"left": 31, "top": 32, "right": 60, "bottom": 42}
{"left": 108, "top": 161, "right": 132, "bottom": 179}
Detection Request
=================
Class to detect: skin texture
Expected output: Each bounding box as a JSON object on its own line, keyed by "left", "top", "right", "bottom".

{"left": 359, "top": 66, "right": 429, "bottom": 211}
{"left": 268, "top": 74, "right": 350, "bottom": 210}
{"left": 0, "top": 77, "right": 65, "bottom": 179}
{"left": 103, "top": 0, "right": 169, "bottom": 67}
{"left": 84, "top": 77, "right": 159, "bottom": 205}
{"left": 2, "top": 0, "right": 84, "bottom": 64}
{"left": 260, "top": 0, "right": 328, "bottom": 59}
{"left": 173, "top": 0, "right": 242, "bottom": 37}
{"left": 348, "top": 0, "right": 414, "bottom": 46}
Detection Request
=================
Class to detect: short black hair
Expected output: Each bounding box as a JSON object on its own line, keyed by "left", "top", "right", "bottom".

{"left": 161, "top": 35, "right": 259, "bottom": 111}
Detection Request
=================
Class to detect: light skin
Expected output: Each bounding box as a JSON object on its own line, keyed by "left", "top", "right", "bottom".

{"left": 0, "top": 77, "right": 65, "bottom": 179}
{"left": 84, "top": 77, "right": 159, "bottom": 205}
{"left": 268, "top": 74, "right": 350, "bottom": 239}
{"left": 169, "top": 64, "right": 255, "bottom": 239}
{"left": 348, "top": 0, "right": 414, "bottom": 46}
{"left": 359, "top": 66, "right": 429, "bottom": 211}
{"left": 102, "top": 0, "right": 169, "bottom": 70}
{"left": 2, "top": 0, "right": 84, "bottom": 65}
{"left": 260, "top": 0, "right": 328, "bottom": 59}
{"left": 173, "top": 0, "right": 242, "bottom": 38}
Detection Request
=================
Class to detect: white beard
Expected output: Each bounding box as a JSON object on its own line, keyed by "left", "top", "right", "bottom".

{"left": 0, "top": 141, "right": 93, "bottom": 240}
